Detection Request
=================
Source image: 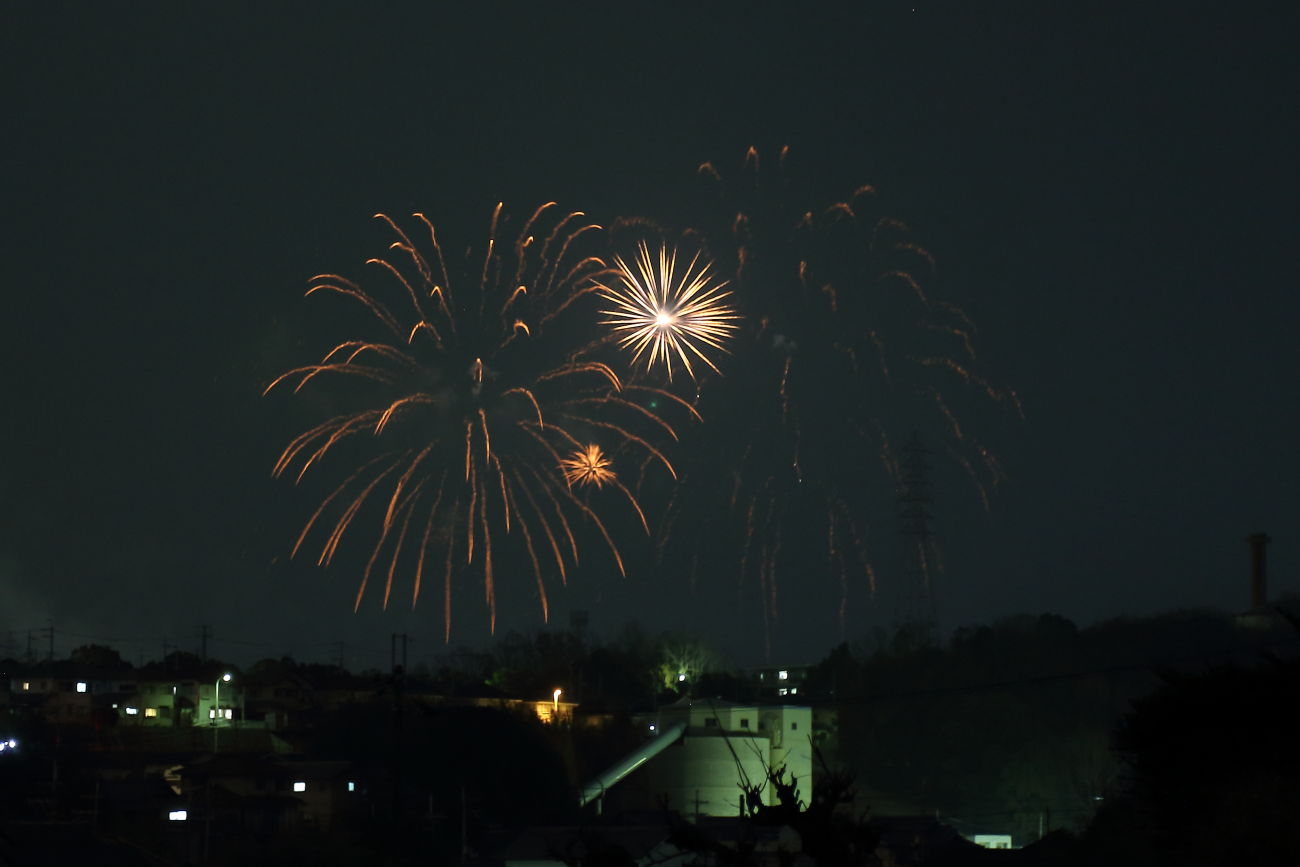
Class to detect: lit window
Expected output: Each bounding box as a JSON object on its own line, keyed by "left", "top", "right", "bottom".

{"left": 145, "top": 708, "right": 158, "bottom": 718}
{"left": 790, "top": 687, "right": 798, "bottom": 695}
{"left": 778, "top": 688, "right": 788, "bottom": 697}
{"left": 293, "top": 782, "right": 306, "bottom": 793}
{"left": 224, "top": 708, "right": 233, "bottom": 720}
{"left": 76, "top": 682, "right": 87, "bottom": 693}
{"left": 347, "top": 781, "right": 356, "bottom": 792}
{"left": 125, "top": 707, "right": 139, "bottom": 715}
{"left": 21, "top": 682, "right": 30, "bottom": 691}
{"left": 778, "top": 670, "right": 788, "bottom": 680}
{"left": 974, "top": 835, "right": 1013, "bottom": 850}
{"left": 168, "top": 810, "right": 188, "bottom": 821}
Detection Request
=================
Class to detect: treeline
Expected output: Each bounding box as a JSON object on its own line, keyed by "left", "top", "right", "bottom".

{"left": 804, "top": 603, "right": 1300, "bottom": 851}
{"left": 421, "top": 623, "right": 739, "bottom": 710}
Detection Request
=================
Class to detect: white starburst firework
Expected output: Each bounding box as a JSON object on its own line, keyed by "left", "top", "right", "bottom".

{"left": 596, "top": 242, "right": 740, "bottom": 381}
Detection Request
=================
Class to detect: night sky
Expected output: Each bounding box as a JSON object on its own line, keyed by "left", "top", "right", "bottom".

{"left": 3, "top": 2, "right": 1296, "bottom": 670}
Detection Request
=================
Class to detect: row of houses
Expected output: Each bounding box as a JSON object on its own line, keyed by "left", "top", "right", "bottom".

{"left": 1, "top": 664, "right": 578, "bottom": 735}
{"left": 0, "top": 661, "right": 586, "bottom": 858}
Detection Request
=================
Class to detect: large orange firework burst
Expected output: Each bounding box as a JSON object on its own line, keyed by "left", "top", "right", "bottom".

{"left": 266, "top": 203, "right": 694, "bottom": 640}
{"left": 594, "top": 241, "right": 740, "bottom": 381}
{"left": 654, "top": 148, "right": 1020, "bottom": 652}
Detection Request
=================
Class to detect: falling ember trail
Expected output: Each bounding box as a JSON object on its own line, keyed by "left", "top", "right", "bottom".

{"left": 651, "top": 148, "right": 1018, "bottom": 649}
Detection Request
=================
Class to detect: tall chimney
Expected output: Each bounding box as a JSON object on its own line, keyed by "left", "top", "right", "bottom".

{"left": 1247, "top": 532, "right": 1271, "bottom": 610}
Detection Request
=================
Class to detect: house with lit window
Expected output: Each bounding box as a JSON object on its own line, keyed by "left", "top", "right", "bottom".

{"left": 746, "top": 664, "right": 814, "bottom": 701}
{"left": 6, "top": 672, "right": 248, "bottom": 733}
{"left": 98, "top": 678, "right": 243, "bottom": 729}
{"left": 8, "top": 675, "right": 98, "bottom": 725}
{"left": 179, "top": 755, "right": 368, "bottom": 832}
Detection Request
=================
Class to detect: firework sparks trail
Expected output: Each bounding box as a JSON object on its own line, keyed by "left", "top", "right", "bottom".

{"left": 648, "top": 148, "right": 1019, "bottom": 652}
{"left": 595, "top": 241, "right": 741, "bottom": 381}
{"left": 267, "top": 204, "right": 686, "bottom": 639}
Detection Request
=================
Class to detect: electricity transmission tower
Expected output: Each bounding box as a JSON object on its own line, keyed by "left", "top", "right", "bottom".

{"left": 896, "top": 432, "right": 941, "bottom": 637}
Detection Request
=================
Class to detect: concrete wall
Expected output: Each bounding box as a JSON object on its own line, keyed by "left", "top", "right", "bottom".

{"left": 635, "top": 732, "right": 772, "bottom": 818}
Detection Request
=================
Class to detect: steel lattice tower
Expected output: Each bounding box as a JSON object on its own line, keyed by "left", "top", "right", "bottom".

{"left": 896, "top": 432, "right": 940, "bottom": 634}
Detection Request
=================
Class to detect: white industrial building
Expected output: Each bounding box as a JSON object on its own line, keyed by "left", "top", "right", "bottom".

{"left": 582, "top": 698, "right": 814, "bottom": 820}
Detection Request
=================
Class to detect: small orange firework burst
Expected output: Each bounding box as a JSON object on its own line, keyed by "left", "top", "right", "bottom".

{"left": 560, "top": 444, "right": 615, "bottom": 489}
{"left": 595, "top": 241, "right": 740, "bottom": 381}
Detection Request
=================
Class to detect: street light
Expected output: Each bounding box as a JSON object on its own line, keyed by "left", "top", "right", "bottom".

{"left": 552, "top": 688, "right": 562, "bottom": 718}
{"left": 213, "top": 673, "right": 231, "bottom": 752}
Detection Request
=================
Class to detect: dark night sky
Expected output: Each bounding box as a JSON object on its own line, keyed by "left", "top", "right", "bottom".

{"left": 2, "top": 1, "right": 1296, "bottom": 670}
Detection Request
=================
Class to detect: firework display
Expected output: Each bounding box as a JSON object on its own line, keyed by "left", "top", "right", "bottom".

{"left": 267, "top": 204, "right": 692, "bottom": 640}
{"left": 650, "top": 148, "right": 1019, "bottom": 648}
{"left": 594, "top": 241, "right": 740, "bottom": 381}
{"left": 269, "top": 152, "right": 1014, "bottom": 647}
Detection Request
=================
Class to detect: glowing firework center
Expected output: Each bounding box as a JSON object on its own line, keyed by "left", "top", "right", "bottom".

{"left": 596, "top": 242, "right": 740, "bottom": 381}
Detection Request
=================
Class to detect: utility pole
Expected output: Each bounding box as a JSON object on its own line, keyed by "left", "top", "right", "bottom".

{"left": 43, "top": 620, "right": 54, "bottom": 662}
{"left": 460, "top": 785, "right": 468, "bottom": 865}
{"left": 391, "top": 633, "right": 407, "bottom": 823}
{"left": 390, "top": 633, "right": 409, "bottom": 672}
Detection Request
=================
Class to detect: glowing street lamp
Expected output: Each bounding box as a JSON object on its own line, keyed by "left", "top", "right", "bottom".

{"left": 552, "top": 688, "right": 562, "bottom": 717}
{"left": 212, "top": 673, "right": 232, "bottom": 752}
{"left": 213, "top": 673, "right": 232, "bottom": 723}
